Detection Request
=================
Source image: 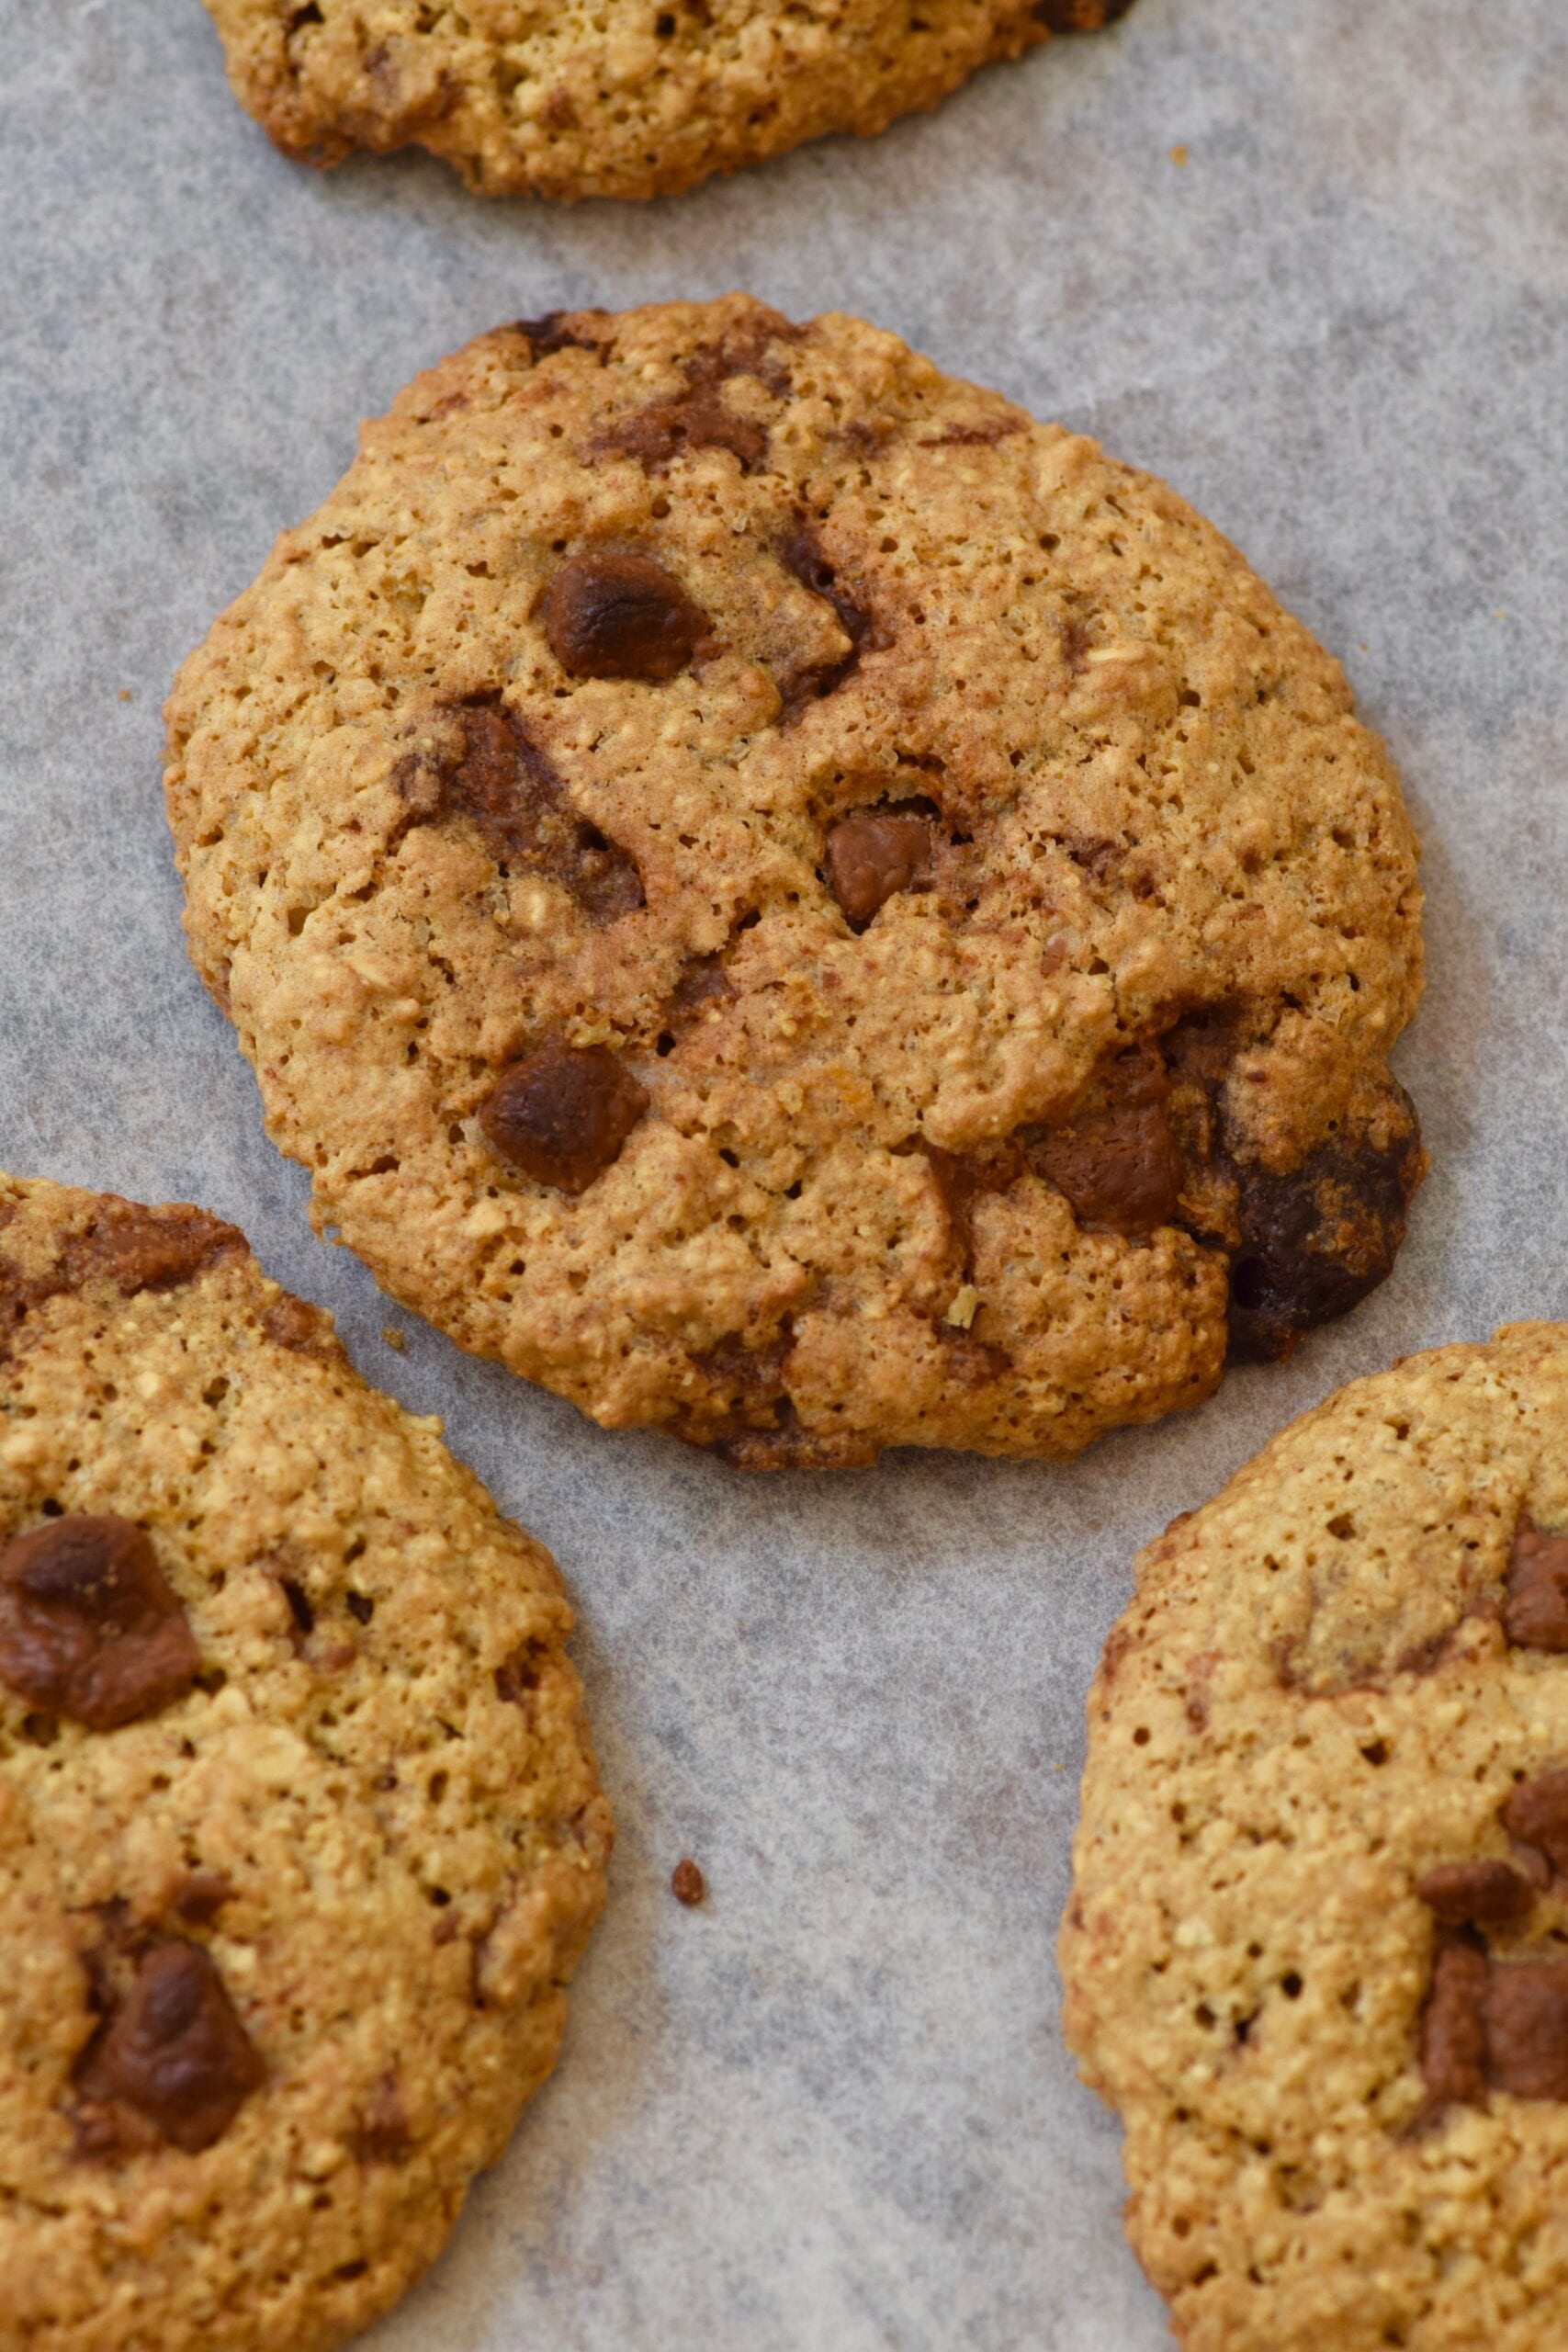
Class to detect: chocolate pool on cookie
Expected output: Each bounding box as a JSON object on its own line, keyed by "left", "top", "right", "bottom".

{"left": 165, "top": 296, "right": 1426, "bottom": 1469}
{"left": 1060, "top": 1324, "right": 1568, "bottom": 2352}
{"left": 0, "top": 1172, "right": 609, "bottom": 2352}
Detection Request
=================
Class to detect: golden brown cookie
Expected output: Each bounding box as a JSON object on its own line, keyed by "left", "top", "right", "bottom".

{"left": 165, "top": 297, "right": 1426, "bottom": 1470}
{"left": 0, "top": 1172, "right": 610, "bottom": 2352}
{"left": 200, "top": 0, "right": 1136, "bottom": 200}
{"left": 1060, "top": 1324, "right": 1568, "bottom": 2352}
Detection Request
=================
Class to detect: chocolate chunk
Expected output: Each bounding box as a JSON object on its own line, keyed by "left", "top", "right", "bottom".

{"left": 479, "top": 1043, "right": 649, "bottom": 1193}
{"left": 397, "top": 699, "right": 643, "bottom": 922}
{"left": 1504, "top": 1524, "right": 1568, "bottom": 1651}
{"left": 1501, "top": 1770, "right": 1568, "bottom": 1873}
{"left": 1416, "top": 1860, "right": 1536, "bottom": 1925}
{"left": 779, "top": 526, "right": 878, "bottom": 709}
{"left": 1225, "top": 1101, "right": 1426, "bottom": 1361}
{"left": 1028, "top": 1046, "right": 1182, "bottom": 1237}
{"left": 514, "top": 310, "right": 607, "bottom": 358}
{"left": 260, "top": 1295, "right": 340, "bottom": 1361}
{"left": 671, "top": 1858, "right": 705, "bottom": 1905}
{"left": 597, "top": 345, "right": 773, "bottom": 473}
{"left": 1483, "top": 1960, "right": 1568, "bottom": 2101}
{"left": 825, "top": 811, "right": 932, "bottom": 929}
{"left": 1419, "top": 1940, "right": 1490, "bottom": 2109}
{"left": 546, "top": 552, "right": 706, "bottom": 683}
{"left": 171, "top": 1871, "right": 234, "bottom": 1928}
{"left": 75, "top": 1941, "right": 264, "bottom": 2154}
{"left": 355, "top": 2071, "right": 412, "bottom": 2164}
{"left": 494, "top": 1636, "right": 546, "bottom": 1709}
{"left": 0, "top": 1515, "right": 200, "bottom": 1731}
{"left": 1, "top": 1200, "right": 243, "bottom": 1365}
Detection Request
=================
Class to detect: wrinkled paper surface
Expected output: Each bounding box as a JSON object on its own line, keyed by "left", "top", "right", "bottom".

{"left": 2, "top": 2, "right": 1566, "bottom": 2343}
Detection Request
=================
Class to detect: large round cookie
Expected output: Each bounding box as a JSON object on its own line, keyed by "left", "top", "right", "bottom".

{"left": 1060, "top": 1324, "right": 1568, "bottom": 2352}
{"left": 0, "top": 1173, "right": 610, "bottom": 2352}
{"left": 165, "top": 296, "right": 1426, "bottom": 1470}
{"left": 200, "top": 0, "right": 1134, "bottom": 201}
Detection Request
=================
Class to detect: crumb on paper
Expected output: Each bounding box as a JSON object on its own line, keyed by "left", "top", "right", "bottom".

{"left": 671, "top": 1858, "right": 706, "bottom": 1906}
{"left": 1169, "top": 142, "right": 1189, "bottom": 166}
{"left": 118, "top": 688, "right": 133, "bottom": 702}
{"left": 382, "top": 1326, "right": 407, "bottom": 1351}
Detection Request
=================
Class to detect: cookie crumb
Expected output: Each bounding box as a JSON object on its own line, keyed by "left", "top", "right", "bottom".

{"left": 118, "top": 688, "right": 134, "bottom": 703}
{"left": 671, "top": 1858, "right": 706, "bottom": 1905}
{"left": 381, "top": 1326, "right": 407, "bottom": 1351}
{"left": 1169, "top": 142, "right": 1189, "bottom": 166}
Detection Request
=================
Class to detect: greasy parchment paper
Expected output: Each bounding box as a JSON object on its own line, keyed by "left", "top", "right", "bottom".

{"left": 3, "top": 2, "right": 1567, "bottom": 2343}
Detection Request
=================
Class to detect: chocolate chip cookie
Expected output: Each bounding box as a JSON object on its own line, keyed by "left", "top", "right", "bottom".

{"left": 1060, "top": 1324, "right": 1568, "bottom": 2352}
{"left": 201, "top": 0, "right": 1136, "bottom": 200}
{"left": 165, "top": 297, "right": 1426, "bottom": 1470}
{"left": 0, "top": 1172, "right": 610, "bottom": 2352}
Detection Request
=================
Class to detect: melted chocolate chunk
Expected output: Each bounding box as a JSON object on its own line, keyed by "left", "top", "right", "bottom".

{"left": 1225, "top": 1102, "right": 1426, "bottom": 1361}
{"left": 1504, "top": 1524, "right": 1568, "bottom": 1652}
{"left": 1, "top": 1200, "right": 243, "bottom": 1364}
{"left": 546, "top": 550, "right": 707, "bottom": 683}
{"left": 171, "top": 1871, "right": 234, "bottom": 1928}
{"left": 1483, "top": 1961, "right": 1568, "bottom": 2100}
{"left": 514, "top": 311, "right": 607, "bottom": 358}
{"left": 825, "top": 811, "right": 932, "bottom": 929}
{"left": 1420, "top": 1941, "right": 1491, "bottom": 2109}
{"left": 396, "top": 700, "right": 642, "bottom": 922}
{"left": 494, "top": 1636, "right": 546, "bottom": 1709}
{"left": 599, "top": 379, "right": 769, "bottom": 473}
{"left": 75, "top": 1941, "right": 264, "bottom": 2154}
{"left": 779, "top": 526, "right": 878, "bottom": 709}
{"left": 1416, "top": 1860, "right": 1536, "bottom": 1925}
{"left": 1501, "top": 1770, "right": 1568, "bottom": 1873}
{"left": 1035, "top": 0, "right": 1135, "bottom": 26}
{"left": 0, "top": 1515, "right": 200, "bottom": 1731}
{"left": 479, "top": 1043, "right": 649, "bottom": 1193}
{"left": 1027, "top": 1046, "right": 1182, "bottom": 1237}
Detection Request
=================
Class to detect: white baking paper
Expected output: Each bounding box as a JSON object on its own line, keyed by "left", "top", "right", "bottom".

{"left": 2, "top": 1, "right": 1565, "bottom": 2342}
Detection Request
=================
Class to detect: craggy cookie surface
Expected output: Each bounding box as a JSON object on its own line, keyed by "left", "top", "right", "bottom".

{"left": 0, "top": 1173, "right": 610, "bottom": 2352}
{"left": 201, "top": 0, "right": 1134, "bottom": 201}
{"left": 166, "top": 297, "right": 1425, "bottom": 1469}
{"left": 1060, "top": 1325, "right": 1568, "bottom": 2352}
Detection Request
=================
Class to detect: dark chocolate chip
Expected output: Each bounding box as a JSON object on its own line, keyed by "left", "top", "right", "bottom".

{"left": 75, "top": 1941, "right": 264, "bottom": 2154}
{"left": 494, "top": 1637, "right": 546, "bottom": 1709}
{"left": 546, "top": 552, "right": 706, "bottom": 683}
{"left": 1027, "top": 1046, "right": 1182, "bottom": 1238}
{"left": 514, "top": 310, "right": 607, "bottom": 358}
{"left": 479, "top": 1043, "right": 649, "bottom": 1193}
{"left": 171, "top": 1871, "right": 234, "bottom": 1928}
{"left": 1225, "top": 1102, "right": 1426, "bottom": 1361}
{"left": 1416, "top": 1860, "right": 1536, "bottom": 1925}
{"left": 597, "top": 350, "right": 773, "bottom": 472}
{"left": 825, "top": 811, "right": 932, "bottom": 930}
{"left": 397, "top": 699, "right": 643, "bottom": 922}
{"left": 0, "top": 1515, "right": 200, "bottom": 1731}
{"left": 1483, "top": 1959, "right": 1568, "bottom": 2101}
{"left": 1419, "top": 1940, "right": 1490, "bottom": 2109}
{"left": 1504, "top": 1524, "right": 1568, "bottom": 1652}
{"left": 1501, "top": 1771, "right": 1568, "bottom": 1874}
{"left": 1, "top": 1201, "right": 243, "bottom": 1366}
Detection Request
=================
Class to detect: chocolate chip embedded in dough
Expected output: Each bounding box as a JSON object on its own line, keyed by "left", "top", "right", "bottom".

{"left": 75, "top": 1941, "right": 264, "bottom": 2154}
{"left": 545, "top": 552, "right": 706, "bottom": 682}
{"left": 1483, "top": 1960, "right": 1568, "bottom": 2102}
{"left": 1501, "top": 1770, "right": 1568, "bottom": 1874}
{"left": 824, "top": 811, "right": 932, "bottom": 930}
{"left": 1504, "top": 1524, "right": 1568, "bottom": 1651}
{"left": 479, "top": 1043, "right": 649, "bottom": 1193}
{"left": 1028, "top": 1046, "right": 1182, "bottom": 1238}
{"left": 0, "top": 1515, "right": 200, "bottom": 1731}
{"left": 1419, "top": 1940, "right": 1490, "bottom": 2109}
{"left": 1416, "top": 1860, "right": 1536, "bottom": 1925}
{"left": 1036, "top": 0, "right": 1136, "bottom": 27}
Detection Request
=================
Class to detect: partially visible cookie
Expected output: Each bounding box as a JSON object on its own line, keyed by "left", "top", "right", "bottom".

{"left": 165, "top": 297, "right": 1425, "bottom": 1471}
{"left": 1060, "top": 1324, "right": 1568, "bottom": 2352}
{"left": 201, "top": 0, "right": 1136, "bottom": 201}
{"left": 0, "top": 1173, "right": 610, "bottom": 2352}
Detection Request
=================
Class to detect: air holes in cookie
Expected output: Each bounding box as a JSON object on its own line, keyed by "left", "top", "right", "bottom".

{"left": 428, "top": 1771, "right": 448, "bottom": 1804}
{"left": 427, "top": 1886, "right": 452, "bottom": 1907}
{"left": 1361, "top": 1740, "right": 1390, "bottom": 1767}
{"left": 1280, "top": 1973, "right": 1303, "bottom": 2000}
{"left": 346, "top": 1593, "right": 374, "bottom": 1624}
{"left": 1133, "top": 1726, "right": 1151, "bottom": 1747}
{"left": 1327, "top": 1513, "right": 1356, "bottom": 1540}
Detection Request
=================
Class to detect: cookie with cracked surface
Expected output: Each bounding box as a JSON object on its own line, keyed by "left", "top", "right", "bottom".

{"left": 165, "top": 296, "right": 1425, "bottom": 1471}
{"left": 201, "top": 0, "right": 1137, "bottom": 201}
{"left": 0, "top": 1171, "right": 610, "bottom": 2352}
{"left": 1060, "top": 1324, "right": 1568, "bottom": 2352}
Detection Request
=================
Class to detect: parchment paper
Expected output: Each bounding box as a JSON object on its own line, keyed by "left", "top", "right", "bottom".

{"left": 3, "top": 2, "right": 1566, "bottom": 2343}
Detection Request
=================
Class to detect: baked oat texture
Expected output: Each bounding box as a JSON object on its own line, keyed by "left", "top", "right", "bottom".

{"left": 164, "top": 296, "right": 1426, "bottom": 1470}
{"left": 0, "top": 1172, "right": 610, "bottom": 2352}
{"left": 200, "top": 0, "right": 1136, "bottom": 201}
{"left": 1060, "top": 1324, "right": 1568, "bottom": 2352}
